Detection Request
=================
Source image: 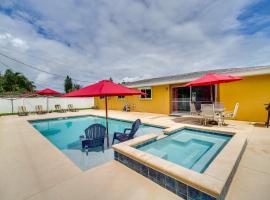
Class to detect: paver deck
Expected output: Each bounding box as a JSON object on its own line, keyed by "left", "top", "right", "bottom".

{"left": 0, "top": 109, "right": 269, "bottom": 200}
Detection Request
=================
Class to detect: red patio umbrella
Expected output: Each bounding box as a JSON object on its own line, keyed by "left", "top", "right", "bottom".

{"left": 185, "top": 73, "right": 242, "bottom": 87}
{"left": 63, "top": 80, "right": 145, "bottom": 147}
{"left": 36, "top": 88, "right": 61, "bottom": 96}
{"left": 36, "top": 88, "right": 61, "bottom": 112}
{"left": 184, "top": 73, "right": 242, "bottom": 104}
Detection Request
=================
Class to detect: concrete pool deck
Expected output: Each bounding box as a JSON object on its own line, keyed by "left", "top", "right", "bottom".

{"left": 0, "top": 109, "right": 269, "bottom": 200}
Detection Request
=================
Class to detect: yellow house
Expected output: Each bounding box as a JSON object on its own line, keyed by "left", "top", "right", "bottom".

{"left": 95, "top": 66, "right": 270, "bottom": 123}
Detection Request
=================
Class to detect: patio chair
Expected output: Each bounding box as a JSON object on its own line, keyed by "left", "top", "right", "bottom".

{"left": 18, "top": 106, "right": 28, "bottom": 116}
{"left": 222, "top": 103, "right": 239, "bottom": 123}
{"left": 214, "top": 102, "right": 225, "bottom": 126}
{"left": 214, "top": 102, "right": 225, "bottom": 110}
{"left": 122, "top": 102, "right": 130, "bottom": 112}
{"left": 80, "top": 124, "right": 106, "bottom": 155}
{"left": 201, "top": 104, "right": 215, "bottom": 125}
{"left": 55, "top": 104, "right": 66, "bottom": 113}
{"left": 112, "top": 119, "right": 141, "bottom": 144}
{"left": 67, "top": 104, "right": 78, "bottom": 112}
{"left": 35, "top": 105, "right": 46, "bottom": 114}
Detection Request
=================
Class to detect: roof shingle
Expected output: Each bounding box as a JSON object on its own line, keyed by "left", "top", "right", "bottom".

{"left": 125, "top": 65, "right": 270, "bottom": 87}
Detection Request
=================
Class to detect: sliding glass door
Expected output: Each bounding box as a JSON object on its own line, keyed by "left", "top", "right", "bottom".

{"left": 172, "top": 87, "right": 190, "bottom": 113}
{"left": 171, "top": 85, "right": 215, "bottom": 113}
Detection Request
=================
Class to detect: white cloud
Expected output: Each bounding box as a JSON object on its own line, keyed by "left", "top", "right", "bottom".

{"left": 0, "top": 33, "right": 29, "bottom": 50}
{"left": 0, "top": 0, "right": 269, "bottom": 91}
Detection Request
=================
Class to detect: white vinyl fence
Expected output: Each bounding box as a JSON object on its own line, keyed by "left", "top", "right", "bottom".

{"left": 0, "top": 97, "right": 94, "bottom": 114}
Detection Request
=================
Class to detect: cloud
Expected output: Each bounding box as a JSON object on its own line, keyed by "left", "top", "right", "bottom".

{"left": 0, "top": 33, "right": 29, "bottom": 50}
{"left": 0, "top": 0, "right": 269, "bottom": 90}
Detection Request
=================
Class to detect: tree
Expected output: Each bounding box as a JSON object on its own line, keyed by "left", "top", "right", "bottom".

{"left": 0, "top": 69, "right": 35, "bottom": 94}
{"left": 64, "top": 76, "right": 73, "bottom": 93}
{"left": 0, "top": 73, "right": 4, "bottom": 93}
{"left": 14, "top": 72, "right": 35, "bottom": 92}
{"left": 3, "top": 69, "right": 16, "bottom": 91}
{"left": 64, "top": 76, "right": 83, "bottom": 93}
{"left": 73, "top": 83, "right": 81, "bottom": 90}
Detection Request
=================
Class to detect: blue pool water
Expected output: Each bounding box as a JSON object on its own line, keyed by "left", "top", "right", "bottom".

{"left": 138, "top": 128, "right": 232, "bottom": 173}
{"left": 31, "top": 115, "right": 164, "bottom": 170}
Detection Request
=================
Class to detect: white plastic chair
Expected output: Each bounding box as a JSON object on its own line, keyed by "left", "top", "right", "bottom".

{"left": 214, "top": 102, "right": 225, "bottom": 126}
{"left": 201, "top": 104, "right": 215, "bottom": 125}
{"left": 214, "top": 102, "right": 224, "bottom": 111}
{"left": 222, "top": 103, "right": 239, "bottom": 123}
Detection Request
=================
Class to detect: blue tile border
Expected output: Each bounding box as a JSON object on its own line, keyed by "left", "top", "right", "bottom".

{"left": 114, "top": 137, "right": 247, "bottom": 200}
{"left": 114, "top": 151, "right": 217, "bottom": 200}
{"left": 114, "top": 126, "right": 248, "bottom": 200}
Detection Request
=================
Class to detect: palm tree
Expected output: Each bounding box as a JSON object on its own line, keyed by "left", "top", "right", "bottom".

{"left": 0, "top": 69, "right": 36, "bottom": 93}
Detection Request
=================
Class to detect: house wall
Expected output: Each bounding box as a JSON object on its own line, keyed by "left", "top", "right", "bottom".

{"left": 94, "top": 85, "right": 171, "bottom": 114}
{"left": 94, "top": 74, "right": 270, "bottom": 122}
{"left": 219, "top": 74, "right": 270, "bottom": 122}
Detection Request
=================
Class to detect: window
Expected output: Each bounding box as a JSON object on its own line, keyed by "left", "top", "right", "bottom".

{"left": 118, "top": 96, "right": 125, "bottom": 99}
{"left": 140, "top": 87, "right": 152, "bottom": 99}
{"left": 99, "top": 96, "right": 111, "bottom": 100}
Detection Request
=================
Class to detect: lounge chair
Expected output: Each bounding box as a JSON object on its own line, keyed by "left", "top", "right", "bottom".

{"left": 18, "top": 106, "right": 28, "bottom": 116}
{"left": 201, "top": 104, "right": 215, "bottom": 125}
{"left": 112, "top": 119, "right": 141, "bottom": 144}
{"left": 222, "top": 103, "right": 239, "bottom": 124}
{"left": 35, "top": 105, "right": 46, "bottom": 114}
{"left": 67, "top": 104, "right": 78, "bottom": 112}
{"left": 55, "top": 104, "right": 66, "bottom": 112}
{"left": 80, "top": 124, "right": 106, "bottom": 155}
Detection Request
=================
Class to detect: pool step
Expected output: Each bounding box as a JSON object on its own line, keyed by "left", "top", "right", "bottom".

{"left": 171, "top": 135, "right": 191, "bottom": 144}
{"left": 180, "top": 148, "right": 203, "bottom": 166}
{"left": 145, "top": 148, "right": 167, "bottom": 159}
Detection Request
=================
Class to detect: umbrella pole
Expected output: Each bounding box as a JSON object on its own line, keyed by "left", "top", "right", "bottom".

{"left": 210, "top": 85, "right": 213, "bottom": 103}
{"left": 47, "top": 96, "right": 49, "bottom": 113}
{"left": 11, "top": 99, "right": 14, "bottom": 114}
{"left": 105, "top": 96, "right": 109, "bottom": 147}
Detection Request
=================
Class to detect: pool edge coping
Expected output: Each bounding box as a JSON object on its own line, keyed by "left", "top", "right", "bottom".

{"left": 16, "top": 111, "right": 247, "bottom": 198}
{"left": 28, "top": 113, "right": 168, "bottom": 129}
{"left": 112, "top": 124, "right": 247, "bottom": 198}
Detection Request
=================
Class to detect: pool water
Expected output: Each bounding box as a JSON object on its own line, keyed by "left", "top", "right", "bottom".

{"left": 138, "top": 128, "right": 232, "bottom": 173}
{"left": 31, "top": 115, "right": 164, "bottom": 170}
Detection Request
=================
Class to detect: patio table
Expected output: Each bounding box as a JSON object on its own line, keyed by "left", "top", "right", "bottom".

{"left": 215, "top": 108, "right": 225, "bottom": 126}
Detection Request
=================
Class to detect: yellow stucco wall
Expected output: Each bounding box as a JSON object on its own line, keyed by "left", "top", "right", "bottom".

{"left": 219, "top": 74, "right": 270, "bottom": 122}
{"left": 94, "top": 74, "right": 270, "bottom": 122}
{"left": 94, "top": 85, "right": 171, "bottom": 114}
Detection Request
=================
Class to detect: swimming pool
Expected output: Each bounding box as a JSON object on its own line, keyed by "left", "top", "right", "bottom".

{"left": 30, "top": 115, "right": 164, "bottom": 170}
{"left": 113, "top": 126, "right": 242, "bottom": 200}
{"left": 137, "top": 128, "right": 231, "bottom": 173}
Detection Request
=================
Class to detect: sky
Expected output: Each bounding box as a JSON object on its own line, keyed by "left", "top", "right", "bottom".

{"left": 0, "top": 0, "right": 270, "bottom": 91}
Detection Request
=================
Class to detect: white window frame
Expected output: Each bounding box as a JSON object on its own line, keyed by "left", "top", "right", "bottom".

{"left": 139, "top": 87, "right": 152, "bottom": 100}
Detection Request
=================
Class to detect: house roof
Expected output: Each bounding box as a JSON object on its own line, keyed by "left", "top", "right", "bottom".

{"left": 125, "top": 65, "right": 270, "bottom": 88}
